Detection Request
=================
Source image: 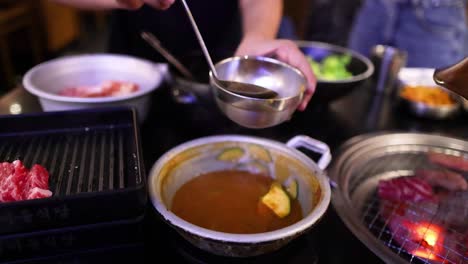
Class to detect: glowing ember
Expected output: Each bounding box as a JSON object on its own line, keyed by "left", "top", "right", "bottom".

{"left": 408, "top": 222, "right": 444, "bottom": 261}
{"left": 414, "top": 223, "right": 441, "bottom": 247}
{"left": 378, "top": 174, "right": 468, "bottom": 264}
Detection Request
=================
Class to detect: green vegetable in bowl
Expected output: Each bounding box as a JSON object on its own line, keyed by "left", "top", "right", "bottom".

{"left": 307, "top": 54, "right": 353, "bottom": 81}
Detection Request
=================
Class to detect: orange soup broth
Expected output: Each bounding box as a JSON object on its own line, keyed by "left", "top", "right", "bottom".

{"left": 171, "top": 170, "right": 303, "bottom": 234}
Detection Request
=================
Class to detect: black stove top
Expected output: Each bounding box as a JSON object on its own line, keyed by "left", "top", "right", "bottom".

{"left": 5, "top": 81, "right": 468, "bottom": 263}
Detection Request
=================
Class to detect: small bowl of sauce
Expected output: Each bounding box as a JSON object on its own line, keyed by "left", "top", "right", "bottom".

{"left": 397, "top": 68, "right": 462, "bottom": 119}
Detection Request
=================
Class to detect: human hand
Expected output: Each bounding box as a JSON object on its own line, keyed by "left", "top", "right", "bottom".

{"left": 116, "top": 0, "right": 175, "bottom": 10}
{"left": 235, "top": 37, "right": 316, "bottom": 111}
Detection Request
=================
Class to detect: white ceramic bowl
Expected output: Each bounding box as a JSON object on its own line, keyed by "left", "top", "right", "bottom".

{"left": 23, "top": 54, "right": 168, "bottom": 121}
{"left": 398, "top": 67, "right": 437, "bottom": 87}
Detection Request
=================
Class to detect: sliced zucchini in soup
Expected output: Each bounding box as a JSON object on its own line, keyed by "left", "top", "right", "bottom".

{"left": 217, "top": 147, "right": 245, "bottom": 162}
{"left": 261, "top": 182, "right": 291, "bottom": 218}
{"left": 248, "top": 144, "right": 272, "bottom": 163}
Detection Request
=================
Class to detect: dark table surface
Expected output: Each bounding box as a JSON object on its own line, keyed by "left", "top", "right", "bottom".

{"left": 1, "top": 81, "right": 467, "bottom": 263}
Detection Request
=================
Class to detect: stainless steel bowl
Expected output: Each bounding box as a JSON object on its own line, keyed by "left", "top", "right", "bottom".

{"left": 149, "top": 135, "right": 331, "bottom": 257}
{"left": 210, "top": 56, "right": 306, "bottom": 129}
{"left": 296, "top": 41, "right": 374, "bottom": 104}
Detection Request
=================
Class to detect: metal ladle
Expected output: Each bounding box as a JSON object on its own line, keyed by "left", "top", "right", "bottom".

{"left": 180, "top": 0, "right": 278, "bottom": 99}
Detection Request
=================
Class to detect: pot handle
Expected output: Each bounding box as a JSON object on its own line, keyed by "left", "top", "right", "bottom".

{"left": 286, "top": 135, "right": 331, "bottom": 170}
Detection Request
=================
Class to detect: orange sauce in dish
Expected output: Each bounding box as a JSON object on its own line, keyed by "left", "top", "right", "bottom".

{"left": 400, "top": 85, "right": 455, "bottom": 106}
{"left": 171, "top": 170, "right": 303, "bottom": 234}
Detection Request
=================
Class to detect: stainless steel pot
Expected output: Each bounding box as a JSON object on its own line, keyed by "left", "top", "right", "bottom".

{"left": 148, "top": 135, "right": 331, "bottom": 257}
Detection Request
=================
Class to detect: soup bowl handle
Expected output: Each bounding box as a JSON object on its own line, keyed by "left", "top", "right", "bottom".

{"left": 286, "top": 135, "right": 331, "bottom": 171}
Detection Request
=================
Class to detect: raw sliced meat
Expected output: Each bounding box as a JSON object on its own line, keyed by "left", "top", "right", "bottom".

{"left": 23, "top": 164, "right": 49, "bottom": 193}
{"left": 23, "top": 164, "right": 51, "bottom": 200}
{"left": 428, "top": 152, "right": 468, "bottom": 172}
{"left": 415, "top": 169, "right": 468, "bottom": 191}
{"left": 26, "top": 187, "right": 53, "bottom": 200}
{"left": 0, "top": 162, "right": 14, "bottom": 180}
{"left": 0, "top": 161, "right": 28, "bottom": 202}
{"left": 59, "top": 80, "right": 139, "bottom": 98}
{"left": 377, "top": 177, "right": 434, "bottom": 203}
{"left": 0, "top": 160, "right": 52, "bottom": 202}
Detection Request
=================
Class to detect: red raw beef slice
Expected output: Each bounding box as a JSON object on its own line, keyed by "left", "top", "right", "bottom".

{"left": 378, "top": 177, "right": 434, "bottom": 203}
{"left": 24, "top": 164, "right": 52, "bottom": 199}
{"left": 0, "top": 160, "right": 52, "bottom": 202}
{"left": 415, "top": 169, "right": 468, "bottom": 191}
{"left": 0, "top": 161, "right": 28, "bottom": 202}
{"left": 428, "top": 152, "right": 468, "bottom": 172}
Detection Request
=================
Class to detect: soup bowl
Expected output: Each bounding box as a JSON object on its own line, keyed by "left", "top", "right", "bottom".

{"left": 148, "top": 135, "right": 331, "bottom": 257}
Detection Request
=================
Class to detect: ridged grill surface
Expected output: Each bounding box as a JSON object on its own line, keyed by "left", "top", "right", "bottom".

{"left": 0, "top": 124, "right": 140, "bottom": 196}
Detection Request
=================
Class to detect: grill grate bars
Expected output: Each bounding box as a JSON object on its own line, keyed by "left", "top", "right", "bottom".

{"left": 356, "top": 150, "right": 468, "bottom": 264}
{"left": 331, "top": 134, "right": 468, "bottom": 264}
{"left": 363, "top": 194, "right": 467, "bottom": 264}
{"left": 0, "top": 125, "right": 136, "bottom": 195}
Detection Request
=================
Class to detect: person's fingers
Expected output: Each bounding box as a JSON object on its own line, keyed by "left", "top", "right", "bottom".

{"left": 116, "top": 0, "right": 144, "bottom": 9}
{"left": 272, "top": 41, "right": 316, "bottom": 111}
{"left": 116, "top": 0, "right": 174, "bottom": 10}
{"left": 146, "top": 0, "right": 175, "bottom": 10}
{"left": 233, "top": 38, "right": 316, "bottom": 111}
{"left": 234, "top": 36, "right": 279, "bottom": 56}
{"left": 298, "top": 86, "right": 314, "bottom": 111}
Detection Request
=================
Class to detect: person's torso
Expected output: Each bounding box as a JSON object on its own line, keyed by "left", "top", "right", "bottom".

{"left": 108, "top": 0, "right": 241, "bottom": 65}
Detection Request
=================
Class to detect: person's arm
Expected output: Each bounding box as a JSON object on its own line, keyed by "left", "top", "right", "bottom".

{"left": 51, "top": 0, "right": 174, "bottom": 10}
{"left": 235, "top": 0, "right": 316, "bottom": 111}
{"left": 238, "top": 0, "right": 282, "bottom": 42}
